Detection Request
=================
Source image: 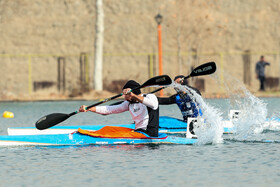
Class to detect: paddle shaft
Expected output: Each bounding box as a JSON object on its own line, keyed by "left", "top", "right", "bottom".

{"left": 35, "top": 75, "right": 172, "bottom": 130}
{"left": 150, "top": 87, "right": 165, "bottom": 94}
{"left": 68, "top": 89, "right": 133, "bottom": 117}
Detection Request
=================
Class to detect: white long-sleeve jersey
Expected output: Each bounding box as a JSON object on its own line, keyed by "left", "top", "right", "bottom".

{"left": 95, "top": 94, "right": 159, "bottom": 130}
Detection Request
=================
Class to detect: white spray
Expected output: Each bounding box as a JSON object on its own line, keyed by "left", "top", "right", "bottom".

{"left": 171, "top": 82, "right": 224, "bottom": 145}
{"left": 220, "top": 73, "right": 267, "bottom": 140}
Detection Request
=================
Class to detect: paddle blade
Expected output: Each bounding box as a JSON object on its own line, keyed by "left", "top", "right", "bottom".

{"left": 189, "top": 62, "right": 216, "bottom": 78}
{"left": 140, "top": 75, "right": 172, "bottom": 88}
{"left": 35, "top": 113, "right": 70, "bottom": 130}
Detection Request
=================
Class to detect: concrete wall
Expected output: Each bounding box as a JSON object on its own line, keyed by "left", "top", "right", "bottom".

{"left": 1, "top": 0, "right": 280, "bottom": 97}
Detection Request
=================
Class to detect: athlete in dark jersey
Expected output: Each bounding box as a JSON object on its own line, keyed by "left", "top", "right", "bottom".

{"left": 157, "top": 75, "right": 202, "bottom": 134}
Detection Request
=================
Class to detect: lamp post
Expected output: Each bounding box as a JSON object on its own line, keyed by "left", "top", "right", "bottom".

{"left": 155, "top": 14, "right": 164, "bottom": 96}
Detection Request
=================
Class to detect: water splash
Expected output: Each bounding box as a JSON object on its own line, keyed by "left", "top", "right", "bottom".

{"left": 233, "top": 92, "right": 267, "bottom": 140}
{"left": 262, "top": 112, "right": 280, "bottom": 131}
{"left": 218, "top": 73, "right": 268, "bottom": 140}
{"left": 171, "top": 82, "right": 224, "bottom": 145}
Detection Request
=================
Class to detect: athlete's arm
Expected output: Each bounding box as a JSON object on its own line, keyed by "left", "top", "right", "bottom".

{"left": 157, "top": 94, "right": 176, "bottom": 105}
{"left": 79, "top": 101, "right": 129, "bottom": 115}
{"left": 142, "top": 94, "right": 159, "bottom": 110}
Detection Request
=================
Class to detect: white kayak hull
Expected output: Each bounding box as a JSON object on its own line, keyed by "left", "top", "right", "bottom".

{"left": 7, "top": 116, "right": 236, "bottom": 135}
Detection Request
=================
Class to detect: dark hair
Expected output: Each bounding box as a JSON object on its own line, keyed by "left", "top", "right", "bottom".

{"left": 174, "top": 75, "right": 188, "bottom": 85}
{"left": 174, "top": 75, "right": 185, "bottom": 81}
{"left": 260, "top": 56, "right": 264, "bottom": 59}
{"left": 122, "top": 80, "right": 141, "bottom": 95}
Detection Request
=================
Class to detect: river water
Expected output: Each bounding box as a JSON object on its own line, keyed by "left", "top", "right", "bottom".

{"left": 0, "top": 98, "right": 280, "bottom": 186}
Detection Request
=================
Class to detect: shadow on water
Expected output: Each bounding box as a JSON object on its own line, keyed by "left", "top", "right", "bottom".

{"left": 26, "top": 143, "right": 162, "bottom": 151}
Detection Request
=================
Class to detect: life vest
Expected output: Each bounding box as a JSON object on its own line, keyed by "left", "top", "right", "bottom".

{"left": 175, "top": 93, "right": 199, "bottom": 121}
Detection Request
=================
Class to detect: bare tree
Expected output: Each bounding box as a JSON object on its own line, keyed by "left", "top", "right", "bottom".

{"left": 174, "top": 1, "right": 219, "bottom": 76}
{"left": 94, "top": 0, "right": 104, "bottom": 91}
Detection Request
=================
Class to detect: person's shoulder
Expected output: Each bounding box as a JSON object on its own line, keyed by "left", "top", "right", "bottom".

{"left": 256, "top": 61, "right": 261, "bottom": 66}
{"left": 144, "top": 93, "right": 157, "bottom": 98}
{"left": 146, "top": 93, "right": 161, "bottom": 101}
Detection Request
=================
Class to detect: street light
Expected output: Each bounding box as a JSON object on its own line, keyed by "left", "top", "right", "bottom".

{"left": 155, "top": 14, "right": 164, "bottom": 96}
{"left": 155, "top": 14, "right": 163, "bottom": 25}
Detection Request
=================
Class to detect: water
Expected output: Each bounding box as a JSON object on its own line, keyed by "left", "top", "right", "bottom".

{"left": 0, "top": 98, "right": 280, "bottom": 186}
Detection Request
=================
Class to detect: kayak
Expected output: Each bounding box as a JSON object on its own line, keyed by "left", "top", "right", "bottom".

{"left": 0, "top": 123, "right": 198, "bottom": 146}
{"left": 7, "top": 116, "right": 235, "bottom": 135}
{"left": 7, "top": 115, "right": 279, "bottom": 136}
{"left": 0, "top": 132, "right": 197, "bottom": 146}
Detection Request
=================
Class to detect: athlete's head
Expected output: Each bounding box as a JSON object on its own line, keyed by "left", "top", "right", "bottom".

{"left": 122, "top": 80, "right": 141, "bottom": 95}
{"left": 122, "top": 80, "right": 141, "bottom": 102}
{"left": 174, "top": 75, "right": 188, "bottom": 85}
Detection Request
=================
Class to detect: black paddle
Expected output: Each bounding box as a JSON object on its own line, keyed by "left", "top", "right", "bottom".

{"left": 142, "top": 62, "right": 217, "bottom": 94}
{"left": 109, "top": 62, "right": 217, "bottom": 105}
{"left": 35, "top": 75, "right": 172, "bottom": 130}
{"left": 184, "top": 61, "right": 216, "bottom": 79}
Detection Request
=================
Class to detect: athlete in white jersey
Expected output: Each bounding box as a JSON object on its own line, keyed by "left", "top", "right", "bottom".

{"left": 79, "top": 80, "right": 160, "bottom": 137}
